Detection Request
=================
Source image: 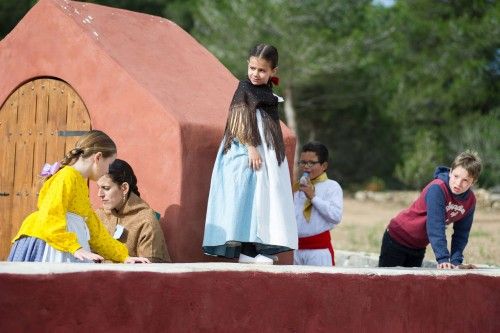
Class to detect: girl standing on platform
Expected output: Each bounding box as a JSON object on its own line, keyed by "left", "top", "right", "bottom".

{"left": 8, "top": 130, "right": 150, "bottom": 263}
{"left": 203, "top": 44, "right": 297, "bottom": 264}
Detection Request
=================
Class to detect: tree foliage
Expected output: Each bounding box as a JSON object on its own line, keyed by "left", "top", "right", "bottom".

{"left": 294, "top": 69, "right": 401, "bottom": 189}
{"left": 447, "top": 109, "right": 500, "bottom": 187}
{"left": 0, "top": 0, "right": 34, "bottom": 39}
{"left": 190, "top": 0, "right": 377, "bottom": 174}
{"left": 191, "top": 0, "right": 368, "bottom": 83}
{"left": 376, "top": 0, "right": 500, "bottom": 188}
{"left": 395, "top": 130, "right": 445, "bottom": 189}
{"left": 83, "top": 0, "right": 165, "bottom": 16}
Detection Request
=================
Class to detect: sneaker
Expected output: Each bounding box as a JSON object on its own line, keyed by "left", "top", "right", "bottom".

{"left": 238, "top": 253, "right": 256, "bottom": 264}
{"left": 254, "top": 254, "right": 273, "bottom": 265}
{"left": 263, "top": 255, "right": 279, "bottom": 264}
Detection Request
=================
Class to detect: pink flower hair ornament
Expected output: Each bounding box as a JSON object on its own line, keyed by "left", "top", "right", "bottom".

{"left": 40, "top": 162, "right": 61, "bottom": 177}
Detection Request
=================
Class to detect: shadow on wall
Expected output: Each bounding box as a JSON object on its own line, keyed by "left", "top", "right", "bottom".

{"left": 161, "top": 204, "right": 180, "bottom": 261}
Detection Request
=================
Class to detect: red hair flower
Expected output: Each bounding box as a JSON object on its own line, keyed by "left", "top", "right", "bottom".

{"left": 270, "top": 76, "right": 280, "bottom": 86}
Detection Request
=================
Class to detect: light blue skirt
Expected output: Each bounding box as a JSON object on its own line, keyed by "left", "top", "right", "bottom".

{"left": 203, "top": 111, "right": 298, "bottom": 258}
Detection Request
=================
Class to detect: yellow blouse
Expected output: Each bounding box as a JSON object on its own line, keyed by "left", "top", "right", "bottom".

{"left": 12, "top": 166, "right": 128, "bottom": 262}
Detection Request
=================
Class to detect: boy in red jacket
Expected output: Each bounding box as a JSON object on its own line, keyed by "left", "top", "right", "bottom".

{"left": 379, "top": 150, "right": 482, "bottom": 269}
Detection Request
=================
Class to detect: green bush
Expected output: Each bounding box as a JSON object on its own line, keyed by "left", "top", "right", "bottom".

{"left": 446, "top": 109, "right": 500, "bottom": 188}
{"left": 395, "top": 130, "right": 445, "bottom": 189}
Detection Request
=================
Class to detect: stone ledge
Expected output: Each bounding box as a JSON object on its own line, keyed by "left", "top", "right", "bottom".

{"left": 1, "top": 261, "right": 499, "bottom": 276}
{"left": 335, "top": 249, "right": 498, "bottom": 269}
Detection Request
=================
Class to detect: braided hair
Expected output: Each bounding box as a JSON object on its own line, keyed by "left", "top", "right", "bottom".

{"left": 41, "top": 130, "right": 116, "bottom": 182}
{"left": 61, "top": 130, "right": 117, "bottom": 167}
{"left": 107, "top": 159, "right": 140, "bottom": 198}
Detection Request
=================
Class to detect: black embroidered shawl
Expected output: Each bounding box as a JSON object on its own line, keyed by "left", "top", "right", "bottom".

{"left": 222, "top": 79, "right": 286, "bottom": 165}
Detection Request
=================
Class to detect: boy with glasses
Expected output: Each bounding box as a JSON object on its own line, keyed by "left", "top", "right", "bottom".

{"left": 293, "top": 141, "right": 343, "bottom": 266}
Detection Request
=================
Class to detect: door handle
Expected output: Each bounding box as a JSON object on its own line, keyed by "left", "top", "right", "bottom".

{"left": 0, "top": 192, "right": 10, "bottom": 196}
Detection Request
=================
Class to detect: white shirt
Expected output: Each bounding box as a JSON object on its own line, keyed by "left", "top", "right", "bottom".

{"left": 294, "top": 179, "right": 343, "bottom": 238}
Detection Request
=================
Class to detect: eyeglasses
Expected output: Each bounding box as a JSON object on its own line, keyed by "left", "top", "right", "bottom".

{"left": 298, "top": 160, "right": 321, "bottom": 168}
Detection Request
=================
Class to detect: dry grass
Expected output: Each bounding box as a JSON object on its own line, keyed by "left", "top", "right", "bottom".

{"left": 331, "top": 197, "right": 500, "bottom": 266}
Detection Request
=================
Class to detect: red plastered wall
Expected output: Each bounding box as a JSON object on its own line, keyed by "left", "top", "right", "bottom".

{"left": 0, "top": 270, "right": 498, "bottom": 332}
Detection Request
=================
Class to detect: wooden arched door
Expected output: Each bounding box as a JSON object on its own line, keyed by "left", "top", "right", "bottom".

{"left": 0, "top": 78, "right": 91, "bottom": 260}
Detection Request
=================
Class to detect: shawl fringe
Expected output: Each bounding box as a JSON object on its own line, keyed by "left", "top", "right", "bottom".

{"left": 222, "top": 80, "right": 285, "bottom": 165}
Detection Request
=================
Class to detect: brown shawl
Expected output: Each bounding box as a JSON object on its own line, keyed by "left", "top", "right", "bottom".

{"left": 96, "top": 193, "right": 171, "bottom": 263}
{"left": 222, "top": 79, "right": 286, "bottom": 165}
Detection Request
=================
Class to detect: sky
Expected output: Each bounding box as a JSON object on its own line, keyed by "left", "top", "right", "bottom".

{"left": 372, "top": 0, "right": 396, "bottom": 7}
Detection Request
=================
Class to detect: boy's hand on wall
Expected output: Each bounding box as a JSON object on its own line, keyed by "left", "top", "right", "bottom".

{"left": 437, "top": 262, "right": 456, "bottom": 269}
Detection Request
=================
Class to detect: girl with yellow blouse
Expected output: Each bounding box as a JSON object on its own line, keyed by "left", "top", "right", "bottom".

{"left": 8, "top": 130, "right": 150, "bottom": 263}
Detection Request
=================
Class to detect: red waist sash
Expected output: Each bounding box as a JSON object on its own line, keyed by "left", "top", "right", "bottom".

{"left": 298, "top": 230, "right": 335, "bottom": 265}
